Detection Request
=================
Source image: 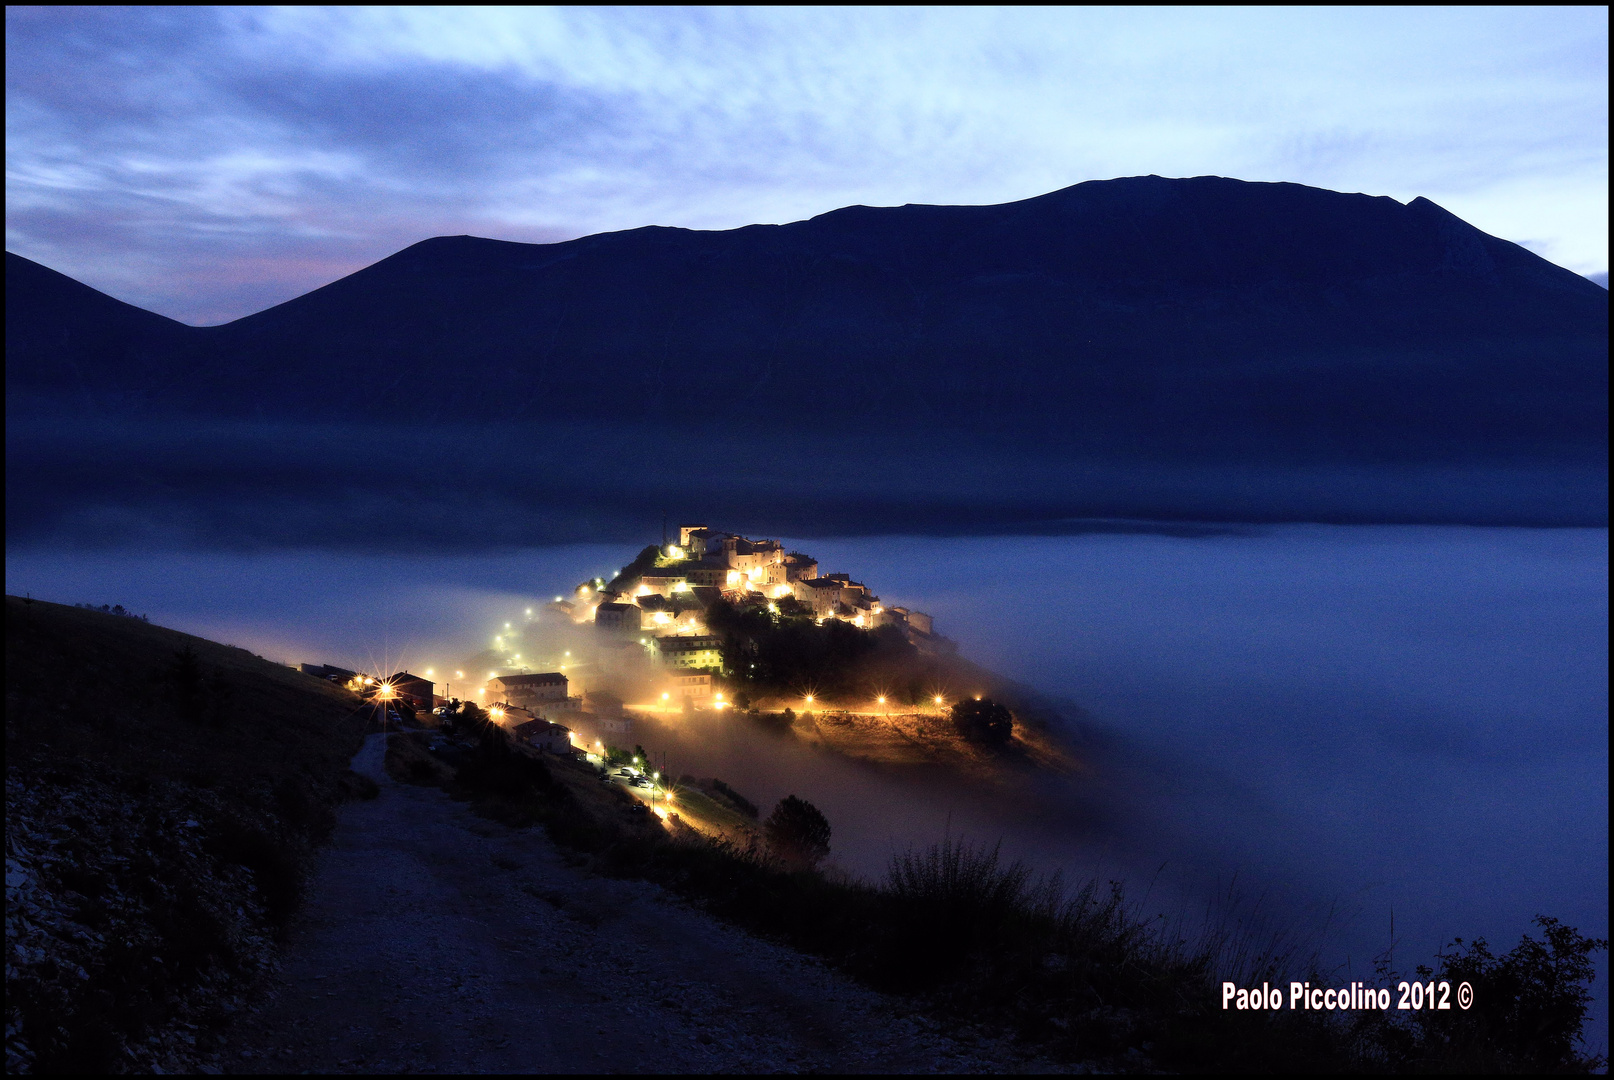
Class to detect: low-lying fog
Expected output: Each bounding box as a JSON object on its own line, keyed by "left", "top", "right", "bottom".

{"left": 7, "top": 525, "right": 1606, "bottom": 1036}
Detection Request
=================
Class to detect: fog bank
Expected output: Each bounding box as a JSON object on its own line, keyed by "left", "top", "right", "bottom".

{"left": 7, "top": 419, "right": 1607, "bottom": 554}
{"left": 5, "top": 526, "right": 1606, "bottom": 1035}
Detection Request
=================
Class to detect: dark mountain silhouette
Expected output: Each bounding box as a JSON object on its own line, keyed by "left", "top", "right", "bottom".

{"left": 6, "top": 254, "right": 195, "bottom": 413}
{"left": 5, "top": 176, "right": 1607, "bottom": 539}
{"left": 9, "top": 174, "right": 1607, "bottom": 457}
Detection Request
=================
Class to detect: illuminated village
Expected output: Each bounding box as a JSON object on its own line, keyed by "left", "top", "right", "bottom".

{"left": 304, "top": 526, "right": 952, "bottom": 828}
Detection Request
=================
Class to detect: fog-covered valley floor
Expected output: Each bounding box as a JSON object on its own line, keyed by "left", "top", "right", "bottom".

{"left": 7, "top": 525, "right": 1607, "bottom": 1043}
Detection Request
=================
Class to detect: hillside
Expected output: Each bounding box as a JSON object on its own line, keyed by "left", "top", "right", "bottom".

{"left": 6, "top": 175, "right": 1607, "bottom": 538}
{"left": 8, "top": 175, "right": 1606, "bottom": 454}
{"left": 4, "top": 597, "right": 372, "bottom": 1074}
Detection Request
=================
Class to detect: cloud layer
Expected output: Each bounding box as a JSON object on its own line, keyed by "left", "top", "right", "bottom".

{"left": 6, "top": 6, "right": 1607, "bottom": 324}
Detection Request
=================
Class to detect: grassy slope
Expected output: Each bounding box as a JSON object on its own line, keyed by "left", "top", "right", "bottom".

{"left": 5, "top": 596, "right": 372, "bottom": 1074}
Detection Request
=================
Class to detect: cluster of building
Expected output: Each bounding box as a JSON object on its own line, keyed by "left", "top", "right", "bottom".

{"left": 298, "top": 523, "right": 938, "bottom": 751}
{"left": 552, "top": 524, "right": 940, "bottom": 690}
{"left": 298, "top": 663, "right": 588, "bottom": 756}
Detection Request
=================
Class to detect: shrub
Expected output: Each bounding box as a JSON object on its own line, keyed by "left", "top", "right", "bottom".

{"left": 950, "top": 698, "right": 1013, "bottom": 745}
{"left": 712, "top": 779, "right": 759, "bottom": 818}
{"left": 764, "top": 795, "right": 831, "bottom": 868}
{"left": 1350, "top": 915, "right": 1610, "bottom": 1072}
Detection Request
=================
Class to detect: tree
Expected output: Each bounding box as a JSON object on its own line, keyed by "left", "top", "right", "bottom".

{"left": 1412, "top": 916, "right": 1609, "bottom": 1071}
{"left": 764, "top": 795, "right": 831, "bottom": 869}
{"left": 950, "top": 698, "right": 1013, "bottom": 746}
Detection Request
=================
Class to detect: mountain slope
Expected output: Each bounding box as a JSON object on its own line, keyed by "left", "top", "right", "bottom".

{"left": 5, "top": 253, "right": 195, "bottom": 413}
{"left": 7, "top": 175, "right": 1606, "bottom": 459}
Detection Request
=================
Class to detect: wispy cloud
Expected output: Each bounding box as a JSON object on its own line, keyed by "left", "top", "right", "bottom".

{"left": 6, "top": 6, "right": 1606, "bottom": 323}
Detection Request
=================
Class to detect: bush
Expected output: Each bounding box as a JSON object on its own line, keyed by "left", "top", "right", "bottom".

{"left": 764, "top": 795, "right": 831, "bottom": 868}
{"left": 951, "top": 698, "right": 1013, "bottom": 745}
{"left": 712, "top": 779, "right": 759, "bottom": 818}
{"left": 1351, "top": 915, "right": 1610, "bottom": 1072}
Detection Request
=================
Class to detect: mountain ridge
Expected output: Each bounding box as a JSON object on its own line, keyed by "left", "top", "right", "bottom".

{"left": 5, "top": 174, "right": 1606, "bottom": 535}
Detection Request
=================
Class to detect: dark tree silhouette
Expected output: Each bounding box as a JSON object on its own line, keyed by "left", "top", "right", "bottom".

{"left": 951, "top": 698, "right": 1013, "bottom": 746}
{"left": 764, "top": 795, "right": 831, "bottom": 869}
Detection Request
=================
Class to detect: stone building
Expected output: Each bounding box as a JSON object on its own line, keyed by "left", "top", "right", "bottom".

{"left": 487, "top": 672, "right": 569, "bottom": 710}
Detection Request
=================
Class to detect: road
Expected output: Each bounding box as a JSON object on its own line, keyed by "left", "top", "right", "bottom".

{"left": 220, "top": 733, "right": 1065, "bottom": 1073}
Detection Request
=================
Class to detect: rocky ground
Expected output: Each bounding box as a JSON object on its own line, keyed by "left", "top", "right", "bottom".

{"left": 5, "top": 770, "right": 276, "bottom": 1074}
{"left": 222, "top": 734, "right": 1080, "bottom": 1074}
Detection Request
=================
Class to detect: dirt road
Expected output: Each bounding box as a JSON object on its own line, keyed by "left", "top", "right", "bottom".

{"left": 221, "top": 734, "right": 1064, "bottom": 1073}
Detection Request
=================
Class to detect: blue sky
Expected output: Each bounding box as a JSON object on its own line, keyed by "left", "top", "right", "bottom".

{"left": 6, "top": 6, "right": 1607, "bottom": 325}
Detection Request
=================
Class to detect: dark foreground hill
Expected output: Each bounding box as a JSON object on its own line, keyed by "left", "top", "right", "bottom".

{"left": 4, "top": 597, "right": 372, "bottom": 1073}
{"left": 6, "top": 175, "right": 1608, "bottom": 537}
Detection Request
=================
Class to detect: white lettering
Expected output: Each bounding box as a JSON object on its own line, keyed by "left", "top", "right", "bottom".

{"left": 1291, "top": 982, "right": 1304, "bottom": 1009}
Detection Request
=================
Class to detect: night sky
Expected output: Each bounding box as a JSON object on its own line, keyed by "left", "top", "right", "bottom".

{"left": 6, "top": 6, "right": 1607, "bottom": 326}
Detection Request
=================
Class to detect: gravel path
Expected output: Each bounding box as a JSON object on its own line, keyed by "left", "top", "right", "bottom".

{"left": 222, "top": 734, "right": 1069, "bottom": 1074}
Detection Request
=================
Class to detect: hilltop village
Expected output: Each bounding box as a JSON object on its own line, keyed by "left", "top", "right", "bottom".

{"left": 306, "top": 526, "right": 947, "bottom": 756}
{"left": 556, "top": 524, "right": 942, "bottom": 688}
